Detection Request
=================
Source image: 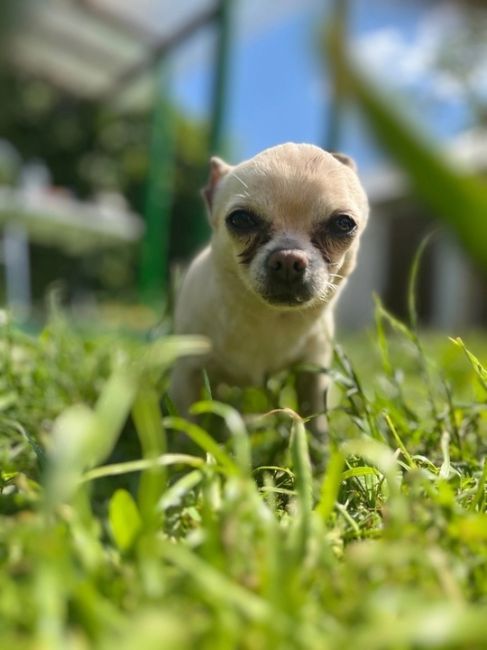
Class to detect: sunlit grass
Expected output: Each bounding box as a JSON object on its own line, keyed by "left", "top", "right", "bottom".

{"left": 0, "top": 301, "right": 486, "bottom": 649}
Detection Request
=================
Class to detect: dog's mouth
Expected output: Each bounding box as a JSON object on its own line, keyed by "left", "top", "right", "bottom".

{"left": 260, "top": 284, "right": 316, "bottom": 308}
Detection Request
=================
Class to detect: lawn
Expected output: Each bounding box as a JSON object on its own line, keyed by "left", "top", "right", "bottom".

{"left": 0, "top": 300, "right": 486, "bottom": 649}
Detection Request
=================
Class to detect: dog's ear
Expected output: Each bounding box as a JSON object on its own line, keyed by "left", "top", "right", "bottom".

{"left": 331, "top": 152, "right": 358, "bottom": 172}
{"left": 202, "top": 156, "right": 232, "bottom": 212}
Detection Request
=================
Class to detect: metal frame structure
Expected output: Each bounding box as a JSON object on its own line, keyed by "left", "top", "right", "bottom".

{"left": 5, "top": 0, "right": 234, "bottom": 305}
{"left": 139, "top": 0, "right": 233, "bottom": 302}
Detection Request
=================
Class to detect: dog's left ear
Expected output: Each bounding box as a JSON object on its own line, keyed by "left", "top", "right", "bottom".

{"left": 331, "top": 152, "right": 358, "bottom": 173}
{"left": 202, "top": 156, "right": 233, "bottom": 212}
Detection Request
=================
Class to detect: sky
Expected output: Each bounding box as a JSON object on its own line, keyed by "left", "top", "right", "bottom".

{"left": 170, "top": 0, "right": 485, "bottom": 172}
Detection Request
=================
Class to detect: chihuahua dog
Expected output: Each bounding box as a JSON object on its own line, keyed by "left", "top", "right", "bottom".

{"left": 170, "top": 143, "right": 369, "bottom": 431}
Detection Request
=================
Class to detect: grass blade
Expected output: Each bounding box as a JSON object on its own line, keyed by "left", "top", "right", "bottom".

{"left": 450, "top": 337, "right": 487, "bottom": 393}
{"left": 163, "top": 416, "right": 239, "bottom": 475}
{"left": 384, "top": 412, "right": 416, "bottom": 469}
{"left": 191, "top": 400, "right": 252, "bottom": 476}
{"left": 81, "top": 454, "right": 205, "bottom": 483}
{"left": 315, "top": 450, "right": 345, "bottom": 522}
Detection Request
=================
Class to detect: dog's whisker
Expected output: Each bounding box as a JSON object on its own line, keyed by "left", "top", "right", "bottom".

{"left": 315, "top": 282, "right": 340, "bottom": 303}
{"left": 234, "top": 192, "right": 250, "bottom": 201}
{"left": 232, "top": 172, "right": 249, "bottom": 190}
{"left": 328, "top": 273, "right": 344, "bottom": 281}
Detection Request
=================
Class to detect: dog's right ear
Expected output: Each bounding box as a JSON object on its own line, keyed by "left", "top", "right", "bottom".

{"left": 202, "top": 156, "right": 232, "bottom": 212}
{"left": 331, "top": 152, "right": 358, "bottom": 173}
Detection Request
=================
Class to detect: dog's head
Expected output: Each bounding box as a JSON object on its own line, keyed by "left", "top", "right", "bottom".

{"left": 203, "top": 143, "right": 369, "bottom": 309}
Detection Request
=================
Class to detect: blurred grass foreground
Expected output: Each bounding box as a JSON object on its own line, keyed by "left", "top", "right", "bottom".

{"left": 0, "top": 300, "right": 486, "bottom": 649}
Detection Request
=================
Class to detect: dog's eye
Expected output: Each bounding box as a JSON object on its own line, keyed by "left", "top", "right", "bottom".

{"left": 226, "top": 210, "right": 260, "bottom": 232}
{"left": 328, "top": 214, "right": 357, "bottom": 235}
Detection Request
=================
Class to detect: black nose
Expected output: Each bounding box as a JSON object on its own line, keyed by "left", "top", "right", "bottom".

{"left": 266, "top": 249, "right": 309, "bottom": 283}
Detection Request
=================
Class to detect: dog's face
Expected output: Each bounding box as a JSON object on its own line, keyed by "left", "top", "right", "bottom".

{"left": 204, "top": 143, "right": 369, "bottom": 309}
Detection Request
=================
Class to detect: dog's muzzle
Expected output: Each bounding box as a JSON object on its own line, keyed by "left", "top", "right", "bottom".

{"left": 262, "top": 247, "right": 315, "bottom": 306}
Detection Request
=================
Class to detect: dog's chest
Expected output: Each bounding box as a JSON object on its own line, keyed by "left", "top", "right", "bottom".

{"left": 210, "top": 310, "right": 318, "bottom": 385}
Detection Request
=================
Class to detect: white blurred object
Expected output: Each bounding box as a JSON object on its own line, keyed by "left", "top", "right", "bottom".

{"left": 3, "top": 224, "right": 31, "bottom": 319}
{"left": 20, "top": 160, "right": 51, "bottom": 198}
{"left": 0, "top": 166, "right": 143, "bottom": 319}
{"left": 431, "top": 233, "right": 479, "bottom": 330}
{"left": 0, "top": 163, "right": 45, "bottom": 318}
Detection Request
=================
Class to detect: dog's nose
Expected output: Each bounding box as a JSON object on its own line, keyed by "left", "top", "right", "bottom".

{"left": 266, "top": 249, "right": 309, "bottom": 283}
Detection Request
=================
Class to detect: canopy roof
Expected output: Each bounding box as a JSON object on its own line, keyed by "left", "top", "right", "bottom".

{"left": 6, "top": 0, "right": 303, "bottom": 108}
{"left": 7, "top": 0, "right": 217, "bottom": 105}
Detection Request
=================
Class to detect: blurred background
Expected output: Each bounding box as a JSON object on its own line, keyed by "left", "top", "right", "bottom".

{"left": 0, "top": 0, "right": 486, "bottom": 331}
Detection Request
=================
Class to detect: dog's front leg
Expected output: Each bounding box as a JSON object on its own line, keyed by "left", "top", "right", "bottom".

{"left": 295, "top": 368, "right": 329, "bottom": 432}
{"left": 169, "top": 359, "right": 204, "bottom": 417}
{"left": 295, "top": 356, "right": 330, "bottom": 467}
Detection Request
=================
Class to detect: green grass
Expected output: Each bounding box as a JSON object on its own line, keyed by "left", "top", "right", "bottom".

{"left": 0, "top": 302, "right": 486, "bottom": 650}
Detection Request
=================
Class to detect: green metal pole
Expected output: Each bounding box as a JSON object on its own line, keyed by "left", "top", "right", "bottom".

{"left": 139, "top": 58, "right": 175, "bottom": 304}
{"left": 209, "top": 0, "right": 232, "bottom": 155}
{"left": 324, "top": 0, "right": 349, "bottom": 151}
{"left": 191, "top": 0, "right": 233, "bottom": 250}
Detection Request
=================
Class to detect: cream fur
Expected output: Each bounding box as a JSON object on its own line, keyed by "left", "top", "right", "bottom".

{"left": 169, "top": 143, "right": 369, "bottom": 423}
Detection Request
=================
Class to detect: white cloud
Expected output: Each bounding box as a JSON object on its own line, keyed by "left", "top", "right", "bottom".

{"left": 353, "top": 1, "right": 487, "bottom": 103}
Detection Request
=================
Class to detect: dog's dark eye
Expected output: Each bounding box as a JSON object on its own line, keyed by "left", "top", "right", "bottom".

{"left": 328, "top": 214, "right": 357, "bottom": 236}
{"left": 226, "top": 210, "right": 260, "bottom": 232}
